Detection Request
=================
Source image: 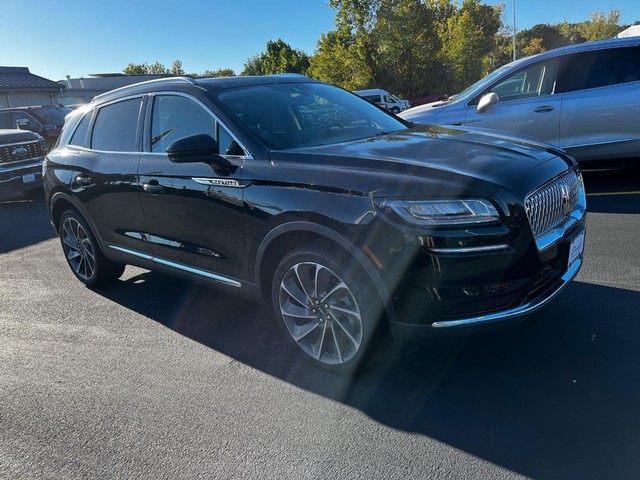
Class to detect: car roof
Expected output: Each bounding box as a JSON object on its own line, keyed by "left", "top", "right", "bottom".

{"left": 502, "top": 36, "right": 640, "bottom": 68}
{"left": 93, "top": 74, "right": 320, "bottom": 105}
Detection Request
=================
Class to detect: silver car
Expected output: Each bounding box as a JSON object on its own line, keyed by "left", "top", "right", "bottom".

{"left": 400, "top": 37, "right": 640, "bottom": 163}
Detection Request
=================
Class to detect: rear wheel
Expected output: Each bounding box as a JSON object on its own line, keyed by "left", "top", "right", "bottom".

{"left": 271, "top": 243, "right": 383, "bottom": 370}
{"left": 59, "top": 210, "right": 125, "bottom": 287}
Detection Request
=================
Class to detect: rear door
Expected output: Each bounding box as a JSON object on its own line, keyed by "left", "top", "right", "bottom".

{"left": 556, "top": 46, "right": 640, "bottom": 161}
{"left": 72, "top": 96, "right": 151, "bottom": 254}
{"left": 463, "top": 58, "right": 561, "bottom": 145}
{"left": 138, "top": 93, "right": 249, "bottom": 281}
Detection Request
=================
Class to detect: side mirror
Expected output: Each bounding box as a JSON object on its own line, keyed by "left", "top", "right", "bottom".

{"left": 477, "top": 92, "right": 499, "bottom": 114}
{"left": 16, "top": 119, "right": 39, "bottom": 132}
{"left": 166, "top": 134, "right": 233, "bottom": 173}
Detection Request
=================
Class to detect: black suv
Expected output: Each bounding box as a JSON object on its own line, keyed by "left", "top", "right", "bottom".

{"left": 44, "top": 75, "right": 586, "bottom": 369}
{"left": 0, "top": 129, "right": 47, "bottom": 196}
{"left": 0, "top": 105, "right": 72, "bottom": 149}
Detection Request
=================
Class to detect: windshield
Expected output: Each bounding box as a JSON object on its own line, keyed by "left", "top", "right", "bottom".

{"left": 35, "top": 106, "right": 73, "bottom": 125}
{"left": 212, "top": 82, "right": 408, "bottom": 149}
{"left": 447, "top": 63, "right": 515, "bottom": 104}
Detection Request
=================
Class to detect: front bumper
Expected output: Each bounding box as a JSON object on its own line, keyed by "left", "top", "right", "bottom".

{"left": 388, "top": 223, "right": 586, "bottom": 343}
{"left": 0, "top": 159, "right": 44, "bottom": 195}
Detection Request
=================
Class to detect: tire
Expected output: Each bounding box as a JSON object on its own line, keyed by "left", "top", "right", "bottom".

{"left": 271, "top": 242, "right": 384, "bottom": 370}
{"left": 390, "top": 107, "right": 400, "bottom": 114}
{"left": 58, "top": 209, "right": 125, "bottom": 287}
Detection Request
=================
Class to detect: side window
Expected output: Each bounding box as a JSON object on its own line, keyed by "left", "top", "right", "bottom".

{"left": 363, "top": 95, "right": 380, "bottom": 104}
{"left": 490, "top": 60, "right": 558, "bottom": 101}
{"left": 11, "top": 112, "right": 41, "bottom": 131}
{"left": 151, "top": 95, "right": 216, "bottom": 153}
{"left": 68, "top": 113, "right": 91, "bottom": 147}
{"left": 556, "top": 47, "right": 640, "bottom": 94}
{"left": 0, "top": 112, "right": 10, "bottom": 129}
{"left": 91, "top": 98, "right": 141, "bottom": 152}
{"left": 384, "top": 95, "right": 395, "bottom": 103}
{"left": 217, "top": 124, "right": 245, "bottom": 156}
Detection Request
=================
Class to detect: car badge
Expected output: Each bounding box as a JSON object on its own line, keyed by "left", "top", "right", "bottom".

{"left": 12, "top": 147, "right": 28, "bottom": 158}
{"left": 559, "top": 182, "right": 571, "bottom": 216}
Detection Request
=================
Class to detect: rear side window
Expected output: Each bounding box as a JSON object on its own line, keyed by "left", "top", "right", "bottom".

{"left": 69, "top": 113, "right": 91, "bottom": 147}
{"left": 556, "top": 46, "right": 640, "bottom": 93}
{"left": 0, "top": 112, "right": 10, "bottom": 129}
{"left": 91, "top": 98, "right": 141, "bottom": 152}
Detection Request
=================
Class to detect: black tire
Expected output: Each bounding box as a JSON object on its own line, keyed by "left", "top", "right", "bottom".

{"left": 271, "top": 242, "right": 385, "bottom": 370}
{"left": 390, "top": 107, "right": 400, "bottom": 114}
{"left": 58, "top": 209, "right": 125, "bottom": 287}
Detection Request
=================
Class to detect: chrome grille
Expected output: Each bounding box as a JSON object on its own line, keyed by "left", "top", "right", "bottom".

{"left": 0, "top": 139, "right": 45, "bottom": 165}
{"left": 525, "top": 170, "right": 584, "bottom": 250}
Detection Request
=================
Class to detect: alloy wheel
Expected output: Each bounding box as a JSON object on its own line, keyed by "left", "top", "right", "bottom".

{"left": 278, "top": 262, "right": 363, "bottom": 365}
{"left": 61, "top": 217, "right": 96, "bottom": 281}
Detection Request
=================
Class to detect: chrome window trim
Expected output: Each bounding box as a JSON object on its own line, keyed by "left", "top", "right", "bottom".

{"left": 108, "top": 245, "right": 242, "bottom": 288}
{"left": 147, "top": 91, "right": 254, "bottom": 160}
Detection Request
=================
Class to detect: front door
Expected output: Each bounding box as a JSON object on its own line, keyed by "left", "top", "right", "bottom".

{"left": 464, "top": 58, "right": 561, "bottom": 146}
{"left": 138, "top": 94, "right": 249, "bottom": 281}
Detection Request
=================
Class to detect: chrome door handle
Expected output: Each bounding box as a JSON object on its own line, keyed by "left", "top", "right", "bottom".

{"left": 534, "top": 106, "right": 555, "bottom": 113}
{"left": 75, "top": 174, "right": 92, "bottom": 185}
{"left": 143, "top": 182, "right": 164, "bottom": 194}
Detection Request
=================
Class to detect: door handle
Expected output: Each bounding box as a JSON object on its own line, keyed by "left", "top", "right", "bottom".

{"left": 75, "top": 174, "right": 92, "bottom": 185}
{"left": 143, "top": 181, "right": 164, "bottom": 194}
{"left": 534, "top": 106, "right": 555, "bottom": 113}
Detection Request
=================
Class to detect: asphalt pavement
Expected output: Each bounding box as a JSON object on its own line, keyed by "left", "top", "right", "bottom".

{"left": 1, "top": 167, "right": 640, "bottom": 479}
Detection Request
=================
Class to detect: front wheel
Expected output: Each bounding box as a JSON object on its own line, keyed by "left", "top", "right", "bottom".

{"left": 59, "top": 210, "right": 125, "bottom": 287}
{"left": 271, "top": 243, "right": 383, "bottom": 370}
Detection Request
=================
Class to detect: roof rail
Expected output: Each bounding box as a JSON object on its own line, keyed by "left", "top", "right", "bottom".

{"left": 93, "top": 76, "right": 199, "bottom": 101}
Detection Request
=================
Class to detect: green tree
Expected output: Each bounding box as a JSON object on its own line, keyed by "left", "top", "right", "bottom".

{"left": 578, "top": 11, "right": 624, "bottom": 41}
{"left": 241, "top": 39, "right": 310, "bottom": 75}
{"left": 201, "top": 68, "right": 236, "bottom": 77}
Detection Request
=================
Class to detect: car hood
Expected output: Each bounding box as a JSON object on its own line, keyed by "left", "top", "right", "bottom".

{"left": 0, "top": 129, "right": 42, "bottom": 144}
{"left": 399, "top": 102, "right": 448, "bottom": 122}
{"left": 270, "top": 125, "right": 571, "bottom": 198}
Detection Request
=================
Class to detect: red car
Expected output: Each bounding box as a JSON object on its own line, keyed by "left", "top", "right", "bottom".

{"left": 0, "top": 105, "right": 72, "bottom": 149}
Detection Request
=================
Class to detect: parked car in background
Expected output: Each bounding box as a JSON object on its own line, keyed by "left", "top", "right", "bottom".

{"left": 0, "top": 105, "right": 73, "bottom": 149}
{"left": 411, "top": 93, "right": 448, "bottom": 107}
{"left": 45, "top": 75, "right": 585, "bottom": 370}
{"left": 401, "top": 37, "right": 640, "bottom": 164}
{"left": 354, "top": 88, "right": 411, "bottom": 113}
{"left": 0, "top": 129, "right": 47, "bottom": 196}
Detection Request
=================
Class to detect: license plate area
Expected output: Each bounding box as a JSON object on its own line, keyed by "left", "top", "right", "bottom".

{"left": 568, "top": 229, "right": 585, "bottom": 268}
{"left": 22, "top": 173, "right": 36, "bottom": 184}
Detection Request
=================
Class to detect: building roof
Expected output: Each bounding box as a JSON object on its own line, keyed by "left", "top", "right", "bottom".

{"left": 0, "top": 67, "right": 62, "bottom": 92}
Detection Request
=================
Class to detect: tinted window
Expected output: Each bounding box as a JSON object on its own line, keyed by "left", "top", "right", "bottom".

{"left": 35, "top": 106, "right": 73, "bottom": 125}
{"left": 151, "top": 96, "right": 216, "bottom": 153}
{"left": 556, "top": 46, "right": 640, "bottom": 93}
{"left": 69, "top": 113, "right": 91, "bottom": 147}
{"left": 490, "top": 60, "right": 558, "bottom": 101}
{"left": 0, "top": 112, "right": 10, "bottom": 129}
{"left": 11, "top": 112, "right": 41, "bottom": 131}
{"left": 91, "top": 98, "right": 141, "bottom": 152}
{"left": 214, "top": 82, "right": 406, "bottom": 150}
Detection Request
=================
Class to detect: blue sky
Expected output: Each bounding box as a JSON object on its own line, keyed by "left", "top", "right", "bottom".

{"left": 0, "top": 0, "right": 637, "bottom": 81}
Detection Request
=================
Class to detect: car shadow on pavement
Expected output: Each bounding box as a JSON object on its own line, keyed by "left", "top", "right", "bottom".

{"left": 97, "top": 272, "right": 640, "bottom": 479}
{"left": 0, "top": 194, "right": 55, "bottom": 253}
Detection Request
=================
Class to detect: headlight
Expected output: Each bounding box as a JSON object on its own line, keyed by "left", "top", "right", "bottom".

{"left": 376, "top": 198, "right": 500, "bottom": 226}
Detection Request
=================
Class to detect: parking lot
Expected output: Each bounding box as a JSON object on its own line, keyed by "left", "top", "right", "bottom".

{"left": 1, "top": 167, "right": 640, "bottom": 479}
